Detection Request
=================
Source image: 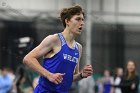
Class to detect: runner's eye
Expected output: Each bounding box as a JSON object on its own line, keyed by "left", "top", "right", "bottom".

{"left": 76, "top": 18, "right": 84, "bottom": 21}
{"left": 76, "top": 18, "right": 81, "bottom": 21}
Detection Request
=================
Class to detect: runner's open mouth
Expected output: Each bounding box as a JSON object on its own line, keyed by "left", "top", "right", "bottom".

{"left": 79, "top": 27, "right": 82, "bottom": 30}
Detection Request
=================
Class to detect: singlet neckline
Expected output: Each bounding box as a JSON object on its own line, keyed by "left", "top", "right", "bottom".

{"left": 60, "top": 33, "right": 76, "bottom": 50}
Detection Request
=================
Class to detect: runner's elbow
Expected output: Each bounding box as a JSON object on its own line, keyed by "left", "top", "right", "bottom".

{"left": 23, "top": 55, "right": 30, "bottom": 65}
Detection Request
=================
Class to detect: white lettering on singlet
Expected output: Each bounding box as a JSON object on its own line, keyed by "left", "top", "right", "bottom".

{"left": 63, "top": 53, "right": 78, "bottom": 63}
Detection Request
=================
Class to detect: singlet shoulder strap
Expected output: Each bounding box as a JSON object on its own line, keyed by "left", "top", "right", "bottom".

{"left": 58, "top": 33, "right": 66, "bottom": 46}
{"left": 75, "top": 42, "right": 79, "bottom": 52}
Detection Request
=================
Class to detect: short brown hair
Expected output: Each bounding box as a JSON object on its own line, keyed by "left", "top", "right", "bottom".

{"left": 60, "top": 5, "right": 84, "bottom": 27}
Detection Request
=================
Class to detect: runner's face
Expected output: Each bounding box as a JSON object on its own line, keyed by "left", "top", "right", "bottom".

{"left": 67, "top": 14, "right": 84, "bottom": 35}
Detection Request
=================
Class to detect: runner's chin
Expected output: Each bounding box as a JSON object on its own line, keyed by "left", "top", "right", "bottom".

{"left": 76, "top": 31, "right": 81, "bottom": 35}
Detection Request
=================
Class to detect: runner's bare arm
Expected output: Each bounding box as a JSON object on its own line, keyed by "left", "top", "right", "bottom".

{"left": 73, "top": 43, "right": 83, "bottom": 81}
{"left": 23, "top": 35, "right": 56, "bottom": 78}
{"left": 73, "top": 43, "right": 93, "bottom": 82}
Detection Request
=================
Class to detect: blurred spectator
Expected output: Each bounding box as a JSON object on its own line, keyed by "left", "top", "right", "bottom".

{"left": 120, "top": 60, "right": 139, "bottom": 93}
{"left": 93, "top": 73, "right": 103, "bottom": 93}
{"left": 0, "top": 67, "right": 13, "bottom": 93}
{"left": 78, "top": 75, "right": 95, "bottom": 93}
{"left": 96, "top": 78, "right": 104, "bottom": 93}
{"left": 102, "top": 69, "right": 114, "bottom": 93}
{"left": 14, "top": 65, "right": 34, "bottom": 93}
{"left": 112, "top": 67, "right": 123, "bottom": 93}
{"left": 7, "top": 68, "right": 16, "bottom": 93}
